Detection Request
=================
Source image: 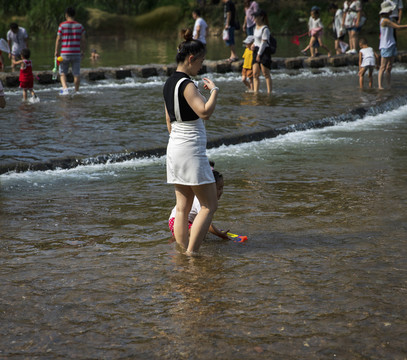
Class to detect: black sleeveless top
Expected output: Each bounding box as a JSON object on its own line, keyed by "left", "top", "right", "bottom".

{"left": 163, "top": 72, "right": 199, "bottom": 122}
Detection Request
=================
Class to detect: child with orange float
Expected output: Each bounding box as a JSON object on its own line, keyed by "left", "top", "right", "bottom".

{"left": 168, "top": 162, "right": 247, "bottom": 244}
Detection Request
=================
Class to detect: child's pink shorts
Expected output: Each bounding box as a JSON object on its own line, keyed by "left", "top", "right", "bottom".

{"left": 168, "top": 217, "right": 193, "bottom": 236}
{"left": 310, "top": 27, "right": 323, "bottom": 37}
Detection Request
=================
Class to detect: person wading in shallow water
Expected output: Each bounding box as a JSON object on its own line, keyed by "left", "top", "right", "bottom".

{"left": 252, "top": 9, "right": 272, "bottom": 94}
{"left": 378, "top": 0, "right": 407, "bottom": 89}
{"left": 54, "top": 7, "right": 86, "bottom": 95}
{"left": 223, "top": 0, "right": 238, "bottom": 62}
{"left": 163, "top": 29, "right": 219, "bottom": 255}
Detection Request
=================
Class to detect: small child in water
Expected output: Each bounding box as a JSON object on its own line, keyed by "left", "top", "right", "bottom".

{"left": 358, "top": 38, "right": 379, "bottom": 88}
{"left": 168, "top": 162, "right": 230, "bottom": 241}
{"left": 242, "top": 35, "right": 254, "bottom": 92}
{"left": 302, "top": 7, "right": 331, "bottom": 57}
{"left": 90, "top": 49, "right": 100, "bottom": 61}
{"left": 12, "top": 48, "right": 38, "bottom": 102}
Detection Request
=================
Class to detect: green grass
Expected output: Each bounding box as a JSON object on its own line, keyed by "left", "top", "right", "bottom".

{"left": 86, "top": 6, "right": 184, "bottom": 34}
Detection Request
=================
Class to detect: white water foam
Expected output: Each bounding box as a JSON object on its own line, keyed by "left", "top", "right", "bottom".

{"left": 4, "top": 77, "right": 167, "bottom": 96}
{"left": 208, "top": 65, "right": 407, "bottom": 83}
{"left": 2, "top": 103, "right": 407, "bottom": 183}
{"left": 0, "top": 156, "right": 166, "bottom": 184}
{"left": 207, "top": 103, "right": 407, "bottom": 160}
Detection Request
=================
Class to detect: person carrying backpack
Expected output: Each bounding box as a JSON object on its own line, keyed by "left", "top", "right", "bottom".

{"left": 252, "top": 9, "right": 273, "bottom": 93}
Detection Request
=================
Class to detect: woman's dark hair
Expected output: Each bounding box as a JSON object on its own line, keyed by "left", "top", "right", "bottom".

{"left": 253, "top": 9, "right": 269, "bottom": 26}
{"left": 176, "top": 28, "right": 206, "bottom": 64}
{"left": 193, "top": 9, "right": 201, "bottom": 17}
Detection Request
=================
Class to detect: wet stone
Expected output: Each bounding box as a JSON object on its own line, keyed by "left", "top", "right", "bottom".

{"left": 88, "top": 71, "right": 106, "bottom": 81}
{"left": 5, "top": 75, "right": 20, "bottom": 87}
{"left": 304, "top": 56, "right": 327, "bottom": 68}
{"left": 116, "top": 69, "right": 132, "bottom": 79}
{"left": 285, "top": 57, "right": 303, "bottom": 69}
{"left": 327, "top": 55, "right": 349, "bottom": 67}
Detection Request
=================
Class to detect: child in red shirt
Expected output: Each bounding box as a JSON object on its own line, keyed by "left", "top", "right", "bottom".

{"left": 12, "top": 48, "right": 37, "bottom": 101}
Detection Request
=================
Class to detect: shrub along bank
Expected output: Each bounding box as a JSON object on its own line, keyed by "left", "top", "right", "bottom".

{"left": 0, "top": 1, "right": 383, "bottom": 37}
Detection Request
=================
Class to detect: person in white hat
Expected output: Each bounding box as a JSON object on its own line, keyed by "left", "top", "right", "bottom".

{"left": 382, "top": 0, "right": 403, "bottom": 24}
{"left": 378, "top": 0, "right": 407, "bottom": 89}
{"left": 382, "top": 0, "right": 404, "bottom": 43}
{"left": 242, "top": 35, "right": 254, "bottom": 91}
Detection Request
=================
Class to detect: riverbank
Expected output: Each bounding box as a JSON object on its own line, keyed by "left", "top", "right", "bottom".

{"left": 2, "top": 51, "right": 407, "bottom": 87}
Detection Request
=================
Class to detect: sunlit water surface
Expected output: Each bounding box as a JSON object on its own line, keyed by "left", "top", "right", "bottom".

{"left": 1, "top": 59, "right": 407, "bottom": 358}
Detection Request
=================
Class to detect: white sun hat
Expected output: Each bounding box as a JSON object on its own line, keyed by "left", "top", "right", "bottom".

{"left": 380, "top": 0, "right": 396, "bottom": 15}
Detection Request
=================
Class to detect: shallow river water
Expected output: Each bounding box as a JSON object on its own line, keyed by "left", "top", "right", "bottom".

{"left": 1, "top": 57, "right": 407, "bottom": 358}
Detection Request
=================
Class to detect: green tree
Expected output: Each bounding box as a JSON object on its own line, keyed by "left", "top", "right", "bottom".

{"left": 27, "top": 0, "right": 87, "bottom": 33}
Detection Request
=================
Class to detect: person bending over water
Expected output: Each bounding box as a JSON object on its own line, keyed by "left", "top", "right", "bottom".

{"left": 163, "top": 29, "right": 219, "bottom": 255}
{"left": 169, "top": 163, "right": 230, "bottom": 242}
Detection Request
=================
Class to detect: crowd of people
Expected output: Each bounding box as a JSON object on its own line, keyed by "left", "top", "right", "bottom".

{"left": 216, "top": 0, "right": 407, "bottom": 90}
{"left": 190, "top": 0, "right": 407, "bottom": 93}
{"left": 330, "top": 0, "right": 407, "bottom": 89}
{"left": 169, "top": 0, "right": 407, "bottom": 254}
{"left": 1, "top": 1, "right": 406, "bottom": 103}
{"left": 191, "top": 1, "right": 273, "bottom": 93}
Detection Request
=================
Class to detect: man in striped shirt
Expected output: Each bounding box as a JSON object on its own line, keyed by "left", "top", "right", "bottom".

{"left": 54, "top": 7, "right": 86, "bottom": 94}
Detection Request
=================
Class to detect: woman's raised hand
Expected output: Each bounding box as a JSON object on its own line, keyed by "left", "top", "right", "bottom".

{"left": 202, "top": 77, "right": 216, "bottom": 92}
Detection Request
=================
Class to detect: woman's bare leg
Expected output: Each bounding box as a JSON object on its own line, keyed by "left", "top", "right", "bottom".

{"left": 261, "top": 64, "right": 272, "bottom": 94}
{"left": 385, "top": 57, "right": 394, "bottom": 88}
{"left": 378, "top": 57, "right": 393, "bottom": 90}
{"left": 252, "top": 63, "right": 260, "bottom": 93}
{"left": 174, "top": 185, "right": 195, "bottom": 250}
{"left": 188, "top": 182, "right": 218, "bottom": 253}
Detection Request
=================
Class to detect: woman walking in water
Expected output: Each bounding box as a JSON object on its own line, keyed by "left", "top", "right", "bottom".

{"left": 252, "top": 10, "right": 272, "bottom": 94}
{"left": 163, "top": 29, "right": 219, "bottom": 255}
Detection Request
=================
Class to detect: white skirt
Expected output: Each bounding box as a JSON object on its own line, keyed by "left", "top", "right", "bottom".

{"left": 166, "top": 119, "right": 214, "bottom": 185}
